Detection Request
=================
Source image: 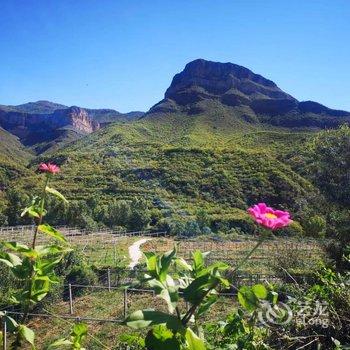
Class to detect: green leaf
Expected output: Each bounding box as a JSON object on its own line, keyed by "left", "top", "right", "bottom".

{"left": 72, "top": 322, "right": 87, "bottom": 338}
{"left": 124, "top": 310, "right": 183, "bottom": 332}
{"left": 185, "top": 327, "right": 206, "bottom": 350}
{"left": 183, "top": 273, "right": 219, "bottom": 304}
{"left": 3, "top": 242, "right": 39, "bottom": 260}
{"left": 4, "top": 242, "right": 32, "bottom": 254}
{"left": 34, "top": 256, "right": 62, "bottom": 275}
{"left": 12, "top": 257, "right": 33, "bottom": 279}
{"left": 0, "top": 252, "right": 22, "bottom": 267}
{"left": 38, "top": 224, "right": 67, "bottom": 242}
{"left": 159, "top": 248, "right": 176, "bottom": 282}
{"left": 18, "top": 325, "right": 35, "bottom": 349}
{"left": 145, "top": 325, "right": 180, "bottom": 350}
{"left": 45, "top": 186, "right": 68, "bottom": 203}
{"left": 0, "top": 313, "right": 19, "bottom": 332}
{"left": 192, "top": 250, "right": 206, "bottom": 273}
{"left": 21, "top": 206, "right": 40, "bottom": 218}
{"left": 252, "top": 284, "right": 268, "bottom": 299}
{"left": 238, "top": 286, "right": 259, "bottom": 312}
{"left": 144, "top": 252, "right": 158, "bottom": 278}
{"left": 175, "top": 257, "right": 192, "bottom": 271}
{"left": 48, "top": 339, "right": 73, "bottom": 349}
{"left": 36, "top": 244, "right": 72, "bottom": 256}
{"left": 196, "top": 295, "right": 218, "bottom": 318}
{"left": 71, "top": 323, "right": 87, "bottom": 348}
{"left": 48, "top": 323, "right": 87, "bottom": 349}
{"left": 267, "top": 291, "right": 278, "bottom": 305}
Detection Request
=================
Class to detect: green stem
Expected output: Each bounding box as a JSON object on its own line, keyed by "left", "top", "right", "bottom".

{"left": 231, "top": 237, "right": 265, "bottom": 275}
{"left": 175, "top": 306, "right": 181, "bottom": 320}
{"left": 22, "top": 175, "right": 50, "bottom": 323}
{"left": 32, "top": 176, "right": 49, "bottom": 249}
{"left": 181, "top": 281, "right": 218, "bottom": 326}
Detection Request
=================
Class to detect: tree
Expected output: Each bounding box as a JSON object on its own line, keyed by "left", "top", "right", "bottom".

{"left": 128, "top": 198, "right": 151, "bottom": 231}
{"left": 308, "top": 125, "right": 350, "bottom": 206}
{"left": 5, "top": 189, "right": 30, "bottom": 226}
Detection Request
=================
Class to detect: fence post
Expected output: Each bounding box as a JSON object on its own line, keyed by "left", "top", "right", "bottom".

{"left": 69, "top": 284, "right": 73, "bottom": 315}
{"left": 113, "top": 244, "right": 117, "bottom": 265}
{"left": 123, "top": 288, "right": 128, "bottom": 318}
{"left": 2, "top": 311, "right": 7, "bottom": 350}
{"left": 107, "top": 268, "right": 111, "bottom": 292}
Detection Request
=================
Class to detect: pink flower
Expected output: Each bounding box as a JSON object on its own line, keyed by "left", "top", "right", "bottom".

{"left": 38, "top": 163, "right": 60, "bottom": 174}
{"left": 248, "top": 203, "right": 292, "bottom": 230}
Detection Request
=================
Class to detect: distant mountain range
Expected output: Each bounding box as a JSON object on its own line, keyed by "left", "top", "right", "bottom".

{"left": 1, "top": 58, "right": 349, "bottom": 230}
{"left": 1, "top": 58, "right": 349, "bottom": 155}
{"left": 0, "top": 101, "right": 144, "bottom": 152}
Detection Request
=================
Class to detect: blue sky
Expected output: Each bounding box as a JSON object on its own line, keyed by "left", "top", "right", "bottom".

{"left": 1, "top": 0, "right": 349, "bottom": 112}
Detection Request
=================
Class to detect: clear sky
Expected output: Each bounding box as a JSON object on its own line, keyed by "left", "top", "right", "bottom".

{"left": 1, "top": 0, "right": 349, "bottom": 112}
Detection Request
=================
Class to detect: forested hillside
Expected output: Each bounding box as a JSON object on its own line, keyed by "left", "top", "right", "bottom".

{"left": 0, "top": 59, "right": 349, "bottom": 241}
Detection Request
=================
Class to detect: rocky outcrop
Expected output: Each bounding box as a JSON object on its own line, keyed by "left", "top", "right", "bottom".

{"left": 52, "top": 107, "right": 99, "bottom": 133}
{"left": 164, "top": 59, "right": 295, "bottom": 106}
{"left": 0, "top": 106, "right": 99, "bottom": 145}
{"left": 147, "top": 58, "right": 350, "bottom": 128}
{"left": 0, "top": 100, "right": 144, "bottom": 151}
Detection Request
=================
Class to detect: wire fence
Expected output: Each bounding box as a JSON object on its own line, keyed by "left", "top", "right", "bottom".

{"left": 0, "top": 225, "right": 327, "bottom": 349}
{"left": 0, "top": 224, "right": 325, "bottom": 272}
{"left": 0, "top": 310, "right": 135, "bottom": 350}
{"left": 0, "top": 283, "right": 239, "bottom": 350}
{"left": 0, "top": 224, "right": 166, "bottom": 243}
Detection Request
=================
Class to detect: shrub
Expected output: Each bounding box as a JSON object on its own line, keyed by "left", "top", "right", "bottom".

{"left": 278, "top": 220, "right": 304, "bottom": 236}
{"left": 303, "top": 215, "right": 326, "bottom": 238}
{"left": 57, "top": 251, "right": 98, "bottom": 297}
{"left": 169, "top": 219, "right": 202, "bottom": 237}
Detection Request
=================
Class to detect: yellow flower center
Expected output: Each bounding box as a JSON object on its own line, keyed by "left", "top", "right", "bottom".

{"left": 265, "top": 213, "right": 277, "bottom": 219}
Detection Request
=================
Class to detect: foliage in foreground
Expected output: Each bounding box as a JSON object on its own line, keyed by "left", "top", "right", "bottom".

{"left": 0, "top": 163, "right": 73, "bottom": 349}
{"left": 123, "top": 205, "right": 291, "bottom": 350}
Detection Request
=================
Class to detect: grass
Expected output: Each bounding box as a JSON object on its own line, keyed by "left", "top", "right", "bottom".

{"left": 53, "top": 234, "right": 325, "bottom": 274}
{"left": 77, "top": 235, "right": 143, "bottom": 267}
{"left": 3, "top": 233, "right": 325, "bottom": 349}
{"left": 26, "top": 287, "right": 237, "bottom": 349}
{"left": 141, "top": 236, "right": 325, "bottom": 274}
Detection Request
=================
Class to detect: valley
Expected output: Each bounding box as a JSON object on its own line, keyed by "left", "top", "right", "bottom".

{"left": 1, "top": 59, "right": 350, "bottom": 349}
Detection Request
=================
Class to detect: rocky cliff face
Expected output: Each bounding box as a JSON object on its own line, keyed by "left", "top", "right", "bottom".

{"left": 148, "top": 59, "right": 350, "bottom": 128}
{"left": 0, "top": 106, "right": 99, "bottom": 146}
{"left": 52, "top": 107, "right": 100, "bottom": 133}
{"left": 0, "top": 100, "right": 144, "bottom": 152}
{"left": 165, "top": 59, "right": 295, "bottom": 105}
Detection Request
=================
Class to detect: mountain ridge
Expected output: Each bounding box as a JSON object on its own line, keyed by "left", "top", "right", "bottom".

{"left": 0, "top": 101, "right": 145, "bottom": 153}
{"left": 1, "top": 58, "right": 346, "bottom": 233}
{"left": 1, "top": 58, "right": 349, "bottom": 155}
{"left": 146, "top": 59, "right": 350, "bottom": 128}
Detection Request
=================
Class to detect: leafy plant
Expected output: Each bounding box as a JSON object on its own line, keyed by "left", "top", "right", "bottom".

{"left": 48, "top": 323, "right": 88, "bottom": 350}
{"left": 205, "top": 284, "right": 275, "bottom": 350}
{"left": 124, "top": 247, "right": 230, "bottom": 349}
{"left": 0, "top": 163, "right": 72, "bottom": 349}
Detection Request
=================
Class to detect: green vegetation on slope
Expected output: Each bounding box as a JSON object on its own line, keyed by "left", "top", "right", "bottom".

{"left": 0, "top": 112, "right": 319, "bottom": 235}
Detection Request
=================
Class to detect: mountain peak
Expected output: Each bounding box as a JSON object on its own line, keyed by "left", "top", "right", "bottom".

{"left": 183, "top": 58, "right": 278, "bottom": 88}
{"left": 164, "top": 58, "right": 293, "bottom": 106}
{"left": 148, "top": 58, "right": 350, "bottom": 128}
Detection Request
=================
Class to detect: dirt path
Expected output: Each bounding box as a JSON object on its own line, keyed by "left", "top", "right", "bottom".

{"left": 128, "top": 238, "right": 151, "bottom": 269}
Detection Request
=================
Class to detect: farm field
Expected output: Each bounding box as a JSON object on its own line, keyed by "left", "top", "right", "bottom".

{"left": 0, "top": 225, "right": 325, "bottom": 274}
{"left": 19, "top": 288, "right": 237, "bottom": 349}
{"left": 1, "top": 226, "right": 329, "bottom": 349}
